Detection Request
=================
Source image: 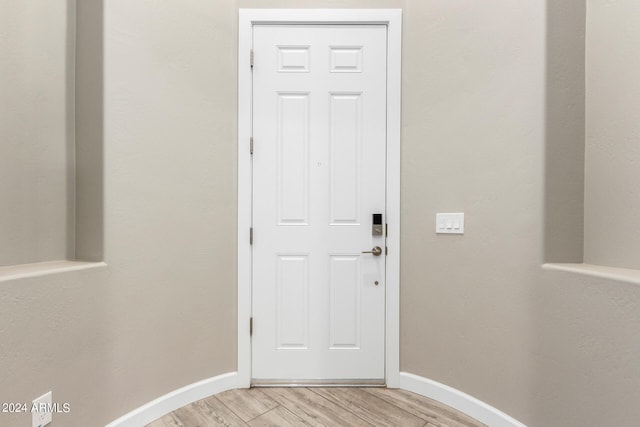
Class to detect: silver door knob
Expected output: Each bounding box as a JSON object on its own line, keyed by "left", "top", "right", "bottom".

{"left": 362, "top": 246, "right": 383, "bottom": 256}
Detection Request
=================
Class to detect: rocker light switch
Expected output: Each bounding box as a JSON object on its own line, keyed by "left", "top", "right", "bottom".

{"left": 436, "top": 213, "right": 464, "bottom": 234}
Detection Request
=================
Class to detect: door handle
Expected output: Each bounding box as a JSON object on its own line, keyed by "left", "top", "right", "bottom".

{"left": 362, "top": 246, "right": 383, "bottom": 256}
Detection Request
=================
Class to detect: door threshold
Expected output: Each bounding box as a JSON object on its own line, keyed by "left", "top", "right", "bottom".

{"left": 251, "top": 379, "right": 386, "bottom": 388}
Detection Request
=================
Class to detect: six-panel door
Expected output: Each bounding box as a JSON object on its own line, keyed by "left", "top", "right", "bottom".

{"left": 252, "top": 24, "right": 387, "bottom": 382}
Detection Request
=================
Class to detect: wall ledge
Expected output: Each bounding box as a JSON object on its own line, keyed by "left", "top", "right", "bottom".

{"left": 542, "top": 263, "right": 640, "bottom": 286}
{"left": 398, "top": 372, "right": 527, "bottom": 427}
{"left": 0, "top": 260, "right": 106, "bottom": 283}
{"left": 104, "top": 372, "right": 238, "bottom": 427}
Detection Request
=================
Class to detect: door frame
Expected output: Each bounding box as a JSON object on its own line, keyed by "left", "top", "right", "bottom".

{"left": 237, "top": 9, "right": 402, "bottom": 388}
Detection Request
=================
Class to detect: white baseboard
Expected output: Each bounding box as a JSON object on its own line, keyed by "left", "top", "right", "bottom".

{"left": 398, "top": 372, "right": 527, "bottom": 427}
{"left": 104, "top": 372, "right": 239, "bottom": 427}
{"left": 104, "top": 371, "right": 524, "bottom": 427}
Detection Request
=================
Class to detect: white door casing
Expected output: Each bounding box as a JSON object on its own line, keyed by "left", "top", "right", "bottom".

{"left": 238, "top": 9, "right": 402, "bottom": 387}
{"left": 252, "top": 24, "right": 387, "bottom": 382}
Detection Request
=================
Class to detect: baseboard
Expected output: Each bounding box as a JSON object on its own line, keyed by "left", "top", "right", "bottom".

{"left": 398, "top": 372, "right": 527, "bottom": 427}
{"left": 104, "top": 372, "right": 238, "bottom": 427}
{"left": 104, "top": 371, "right": 524, "bottom": 427}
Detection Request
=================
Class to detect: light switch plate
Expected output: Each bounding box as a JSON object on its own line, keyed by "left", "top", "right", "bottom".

{"left": 436, "top": 213, "right": 464, "bottom": 234}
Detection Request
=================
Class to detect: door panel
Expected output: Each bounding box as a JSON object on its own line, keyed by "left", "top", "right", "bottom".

{"left": 330, "top": 92, "right": 362, "bottom": 224}
{"left": 276, "top": 92, "right": 310, "bottom": 225}
{"left": 329, "top": 255, "right": 361, "bottom": 349}
{"left": 252, "top": 24, "right": 387, "bottom": 382}
{"left": 276, "top": 255, "right": 309, "bottom": 349}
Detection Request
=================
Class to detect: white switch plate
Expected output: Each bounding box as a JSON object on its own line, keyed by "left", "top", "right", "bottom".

{"left": 436, "top": 213, "right": 464, "bottom": 234}
{"left": 32, "top": 391, "right": 52, "bottom": 427}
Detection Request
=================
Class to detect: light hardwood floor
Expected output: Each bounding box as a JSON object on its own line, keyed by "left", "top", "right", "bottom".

{"left": 146, "top": 387, "right": 486, "bottom": 427}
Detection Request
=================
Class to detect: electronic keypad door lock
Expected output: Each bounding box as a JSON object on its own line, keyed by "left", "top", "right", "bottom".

{"left": 372, "top": 213, "right": 383, "bottom": 236}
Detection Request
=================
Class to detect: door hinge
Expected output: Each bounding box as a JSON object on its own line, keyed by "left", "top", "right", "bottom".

{"left": 386, "top": 246, "right": 388, "bottom": 256}
{"left": 250, "top": 227, "right": 253, "bottom": 245}
{"left": 385, "top": 223, "right": 388, "bottom": 237}
{"left": 250, "top": 136, "right": 254, "bottom": 155}
{"left": 250, "top": 49, "right": 254, "bottom": 68}
{"left": 250, "top": 317, "right": 253, "bottom": 336}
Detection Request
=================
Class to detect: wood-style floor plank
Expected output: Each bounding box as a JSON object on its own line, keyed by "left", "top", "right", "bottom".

{"left": 260, "top": 387, "right": 374, "bottom": 427}
{"left": 311, "top": 388, "right": 426, "bottom": 427}
{"left": 215, "top": 388, "right": 278, "bottom": 422}
{"left": 247, "top": 406, "right": 309, "bottom": 427}
{"left": 174, "top": 399, "right": 247, "bottom": 427}
{"left": 202, "top": 396, "right": 250, "bottom": 426}
{"left": 173, "top": 401, "right": 219, "bottom": 426}
{"left": 146, "top": 412, "right": 185, "bottom": 427}
{"left": 146, "top": 387, "right": 486, "bottom": 427}
{"left": 364, "top": 388, "right": 487, "bottom": 427}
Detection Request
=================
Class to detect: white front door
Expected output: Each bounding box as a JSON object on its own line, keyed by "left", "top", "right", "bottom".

{"left": 251, "top": 24, "right": 387, "bottom": 383}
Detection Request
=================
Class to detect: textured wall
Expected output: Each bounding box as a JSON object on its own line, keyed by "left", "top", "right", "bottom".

{"left": 401, "top": 3, "right": 640, "bottom": 426}
{"left": 2, "top": 2, "right": 640, "bottom": 427}
{"left": 531, "top": 3, "right": 640, "bottom": 423}
{"left": 0, "top": 0, "right": 73, "bottom": 265}
{"left": 584, "top": 0, "right": 640, "bottom": 269}
{"left": 544, "top": 0, "right": 586, "bottom": 263}
{"left": 0, "top": 2, "right": 237, "bottom": 426}
{"left": 399, "top": 1, "right": 544, "bottom": 422}
{"left": 100, "top": 0, "right": 238, "bottom": 420}
{"left": 533, "top": 269, "right": 640, "bottom": 427}
{"left": 75, "top": 0, "right": 104, "bottom": 261}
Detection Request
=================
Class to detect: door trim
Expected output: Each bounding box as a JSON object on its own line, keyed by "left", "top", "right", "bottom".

{"left": 237, "top": 9, "right": 402, "bottom": 388}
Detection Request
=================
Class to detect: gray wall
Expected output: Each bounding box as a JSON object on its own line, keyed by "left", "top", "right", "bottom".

{"left": 75, "top": 0, "right": 104, "bottom": 262}
{"left": 584, "top": 0, "right": 640, "bottom": 269}
{"left": 400, "top": 0, "right": 545, "bottom": 421}
{"left": 544, "top": 0, "right": 586, "bottom": 263}
{"left": 1, "top": 2, "right": 237, "bottom": 426}
{"left": 532, "top": 5, "right": 640, "bottom": 422}
{"left": 0, "top": 0, "right": 74, "bottom": 265}
{"left": 2, "top": 1, "right": 640, "bottom": 427}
